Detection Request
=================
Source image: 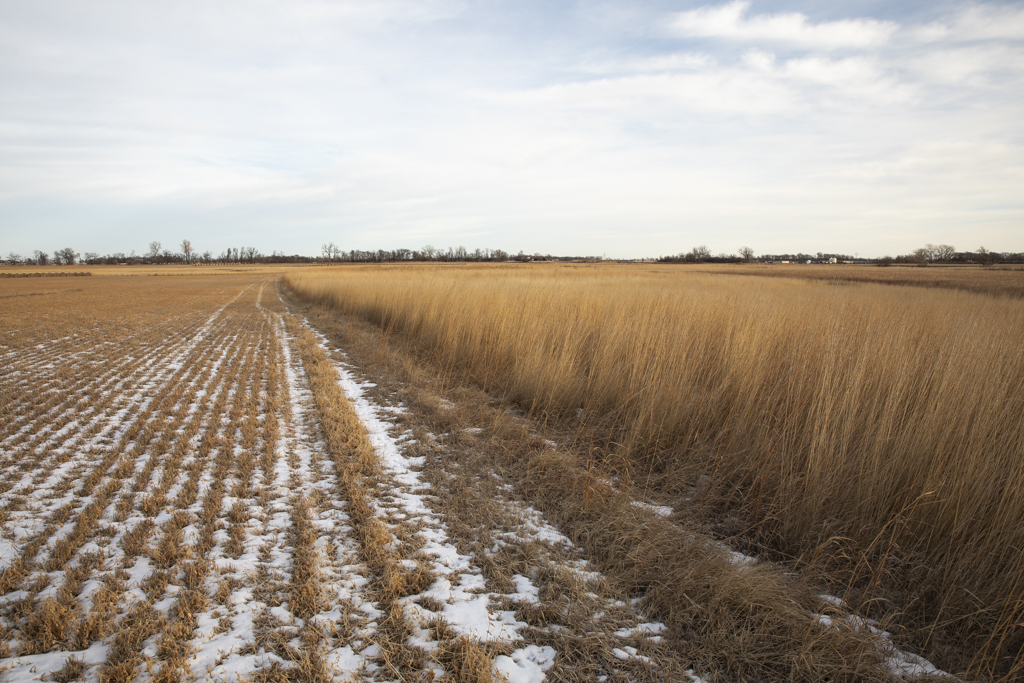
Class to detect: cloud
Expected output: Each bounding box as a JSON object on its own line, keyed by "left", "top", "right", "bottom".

{"left": 494, "top": 70, "right": 795, "bottom": 118}
{"left": 497, "top": 49, "right": 910, "bottom": 122}
{"left": 669, "top": 1, "right": 897, "bottom": 49}
{"left": 915, "top": 4, "right": 1024, "bottom": 42}
{"left": 781, "top": 56, "right": 913, "bottom": 104}
{"left": 909, "top": 44, "right": 1024, "bottom": 86}
{"left": 579, "top": 52, "right": 714, "bottom": 76}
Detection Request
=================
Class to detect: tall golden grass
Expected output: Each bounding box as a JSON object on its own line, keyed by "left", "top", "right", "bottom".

{"left": 286, "top": 263, "right": 1024, "bottom": 676}
{"left": 686, "top": 262, "right": 1024, "bottom": 297}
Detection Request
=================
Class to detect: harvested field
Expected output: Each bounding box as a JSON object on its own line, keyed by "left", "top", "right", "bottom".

{"left": 0, "top": 265, "right": 314, "bottom": 279}
{"left": 0, "top": 272, "right": 92, "bottom": 279}
{"left": 0, "top": 271, "right": 959, "bottom": 682}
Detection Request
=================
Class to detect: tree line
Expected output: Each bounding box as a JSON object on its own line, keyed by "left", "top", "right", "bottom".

{"left": 3, "top": 241, "right": 604, "bottom": 266}
{"left": 6, "top": 240, "right": 1022, "bottom": 267}
{"left": 658, "top": 244, "right": 1024, "bottom": 266}
{"left": 4, "top": 241, "right": 318, "bottom": 266}
{"left": 320, "top": 243, "right": 512, "bottom": 262}
{"left": 658, "top": 246, "right": 858, "bottom": 264}
{"left": 316, "top": 243, "right": 597, "bottom": 262}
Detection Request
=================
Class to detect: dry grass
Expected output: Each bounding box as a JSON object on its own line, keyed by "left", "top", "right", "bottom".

{"left": 99, "top": 601, "right": 163, "bottom": 683}
{"left": 436, "top": 637, "right": 499, "bottom": 683}
{"left": 286, "top": 262, "right": 1024, "bottom": 678}
{"left": 686, "top": 262, "right": 1024, "bottom": 297}
{"left": 287, "top": 494, "right": 324, "bottom": 621}
{"left": 53, "top": 656, "right": 87, "bottom": 682}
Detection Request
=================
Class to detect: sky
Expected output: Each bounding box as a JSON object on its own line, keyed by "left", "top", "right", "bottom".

{"left": 0, "top": 0, "right": 1022, "bottom": 259}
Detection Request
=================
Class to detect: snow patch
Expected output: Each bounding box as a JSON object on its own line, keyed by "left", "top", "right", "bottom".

{"left": 494, "top": 645, "right": 557, "bottom": 683}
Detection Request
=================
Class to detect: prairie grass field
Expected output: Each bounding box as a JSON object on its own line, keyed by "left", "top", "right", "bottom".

{"left": 685, "top": 263, "right": 1024, "bottom": 298}
{"left": 286, "top": 262, "right": 1024, "bottom": 679}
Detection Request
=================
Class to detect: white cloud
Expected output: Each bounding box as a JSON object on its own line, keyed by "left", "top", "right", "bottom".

{"left": 495, "top": 70, "right": 796, "bottom": 118}
{"left": 915, "top": 4, "right": 1024, "bottom": 43}
{"left": 779, "top": 56, "right": 913, "bottom": 104}
{"left": 782, "top": 55, "right": 875, "bottom": 83}
{"left": 669, "top": 1, "right": 897, "bottom": 49}
{"left": 909, "top": 44, "right": 1024, "bottom": 85}
{"left": 581, "top": 52, "right": 713, "bottom": 76}
{"left": 742, "top": 48, "right": 775, "bottom": 72}
{"left": 499, "top": 51, "right": 910, "bottom": 121}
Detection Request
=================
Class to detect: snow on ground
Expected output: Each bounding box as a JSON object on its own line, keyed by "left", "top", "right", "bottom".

{"left": 816, "top": 603, "right": 953, "bottom": 679}
{"left": 629, "top": 501, "right": 674, "bottom": 517}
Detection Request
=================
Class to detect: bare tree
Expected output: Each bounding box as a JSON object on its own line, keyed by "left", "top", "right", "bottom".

{"left": 739, "top": 246, "right": 755, "bottom": 262}
{"left": 321, "top": 242, "right": 340, "bottom": 261}
{"left": 917, "top": 243, "right": 955, "bottom": 263}
{"left": 148, "top": 241, "right": 162, "bottom": 259}
{"left": 33, "top": 250, "right": 50, "bottom": 266}
{"left": 7, "top": 252, "right": 22, "bottom": 265}
{"left": 181, "top": 239, "right": 193, "bottom": 264}
{"left": 54, "top": 247, "right": 79, "bottom": 265}
{"left": 422, "top": 244, "right": 437, "bottom": 260}
{"left": 976, "top": 246, "right": 992, "bottom": 266}
{"left": 933, "top": 244, "right": 956, "bottom": 262}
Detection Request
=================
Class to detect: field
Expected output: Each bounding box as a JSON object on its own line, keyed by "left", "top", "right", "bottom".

{"left": 681, "top": 263, "right": 1024, "bottom": 298}
{"left": 1, "top": 265, "right": 1019, "bottom": 682}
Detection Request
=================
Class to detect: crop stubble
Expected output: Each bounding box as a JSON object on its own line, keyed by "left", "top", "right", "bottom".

{"left": 0, "top": 276, "right": 382, "bottom": 681}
